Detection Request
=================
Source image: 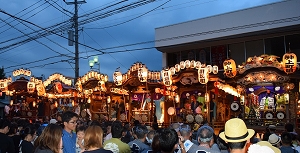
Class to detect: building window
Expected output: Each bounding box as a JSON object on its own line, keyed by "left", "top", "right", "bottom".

{"left": 229, "top": 42, "right": 245, "bottom": 66}
{"left": 265, "top": 36, "right": 285, "bottom": 60}
{"left": 211, "top": 45, "right": 226, "bottom": 68}
{"left": 245, "top": 39, "right": 264, "bottom": 58}
{"left": 196, "top": 47, "right": 210, "bottom": 64}
{"left": 285, "top": 34, "right": 300, "bottom": 58}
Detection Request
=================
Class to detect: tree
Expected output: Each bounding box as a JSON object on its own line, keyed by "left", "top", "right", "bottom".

{"left": 0, "top": 67, "right": 6, "bottom": 79}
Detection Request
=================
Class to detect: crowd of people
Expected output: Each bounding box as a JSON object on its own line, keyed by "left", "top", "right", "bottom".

{"left": 1, "top": 111, "right": 300, "bottom": 153}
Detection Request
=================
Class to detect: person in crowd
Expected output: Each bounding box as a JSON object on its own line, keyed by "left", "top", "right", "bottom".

{"left": 7, "top": 122, "right": 21, "bottom": 153}
{"left": 280, "top": 132, "right": 299, "bottom": 153}
{"left": 285, "top": 123, "right": 297, "bottom": 134}
{"left": 146, "top": 130, "right": 155, "bottom": 146}
{"left": 19, "top": 125, "right": 37, "bottom": 153}
{"left": 248, "top": 141, "right": 280, "bottom": 153}
{"left": 82, "top": 125, "right": 112, "bottom": 153}
{"left": 0, "top": 118, "right": 15, "bottom": 153}
{"left": 158, "top": 128, "right": 185, "bottom": 153}
{"left": 262, "top": 126, "right": 271, "bottom": 141}
{"left": 34, "top": 124, "right": 63, "bottom": 153}
{"left": 189, "top": 125, "right": 220, "bottom": 153}
{"left": 37, "top": 120, "right": 48, "bottom": 137}
{"left": 128, "top": 124, "right": 151, "bottom": 153}
{"left": 103, "top": 120, "right": 131, "bottom": 153}
{"left": 76, "top": 126, "right": 86, "bottom": 153}
{"left": 151, "top": 133, "right": 161, "bottom": 153}
{"left": 216, "top": 129, "right": 229, "bottom": 153}
{"left": 268, "top": 133, "right": 281, "bottom": 148}
{"left": 62, "top": 111, "right": 79, "bottom": 153}
{"left": 121, "top": 127, "right": 131, "bottom": 143}
{"left": 268, "top": 125, "right": 276, "bottom": 134}
{"left": 104, "top": 121, "right": 112, "bottom": 141}
{"left": 178, "top": 124, "right": 198, "bottom": 153}
{"left": 219, "top": 118, "right": 254, "bottom": 153}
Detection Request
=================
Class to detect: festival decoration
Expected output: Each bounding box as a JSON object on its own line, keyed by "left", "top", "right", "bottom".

{"left": 161, "top": 69, "right": 172, "bottom": 86}
{"left": 282, "top": 52, "right": 297, "bottom": 74}
{"left": 223, "top": 59, "right": 237, "bottom": 78}
{"left": 113, "top": 70, "right": 122, "bottom": 86}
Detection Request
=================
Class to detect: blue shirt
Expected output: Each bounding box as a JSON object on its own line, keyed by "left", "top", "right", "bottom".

{"left": 62, "top": 129, "right": 77, "bottom": 153}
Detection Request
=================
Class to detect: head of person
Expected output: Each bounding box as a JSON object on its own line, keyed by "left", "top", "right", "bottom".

{"left": 152, "top": 134, "right": 161, "bottom": 153}
{"left": 179, "top": 124, "right": 192, "bottom": 140}
{"left": 111, "top": 121, "right": 123, "bottom": 138}
{"left": 281, "top": 132, "right": 292, "bottom": 146}
{"left": 219, "top": 118, "right": 254, "bottom": 150}
{"left": 84, "top": 125, "right": 104, "bottom": 150}
{"left": 248, "top": 141, "right": 280, "bottom": 153}
{"left": 268, "top": 134, "right": 281, "bottom": 147}
{"left": 134, "top": 124, "right": 148, "bottom": 139}
{"left": 76, "top": 126, "right": 86, "bottom": 140}
{"left": 62, "top": 111, "right": 78, "bottom": 132}
{"left": 34, "top": 124, "right": 63, "bottom": 153}
{"left": 197, "top": 125, "right": 214, "bottom": 146}
{"left": 0, "top": 118, "right": 11, "bottom": 134}
{"left": 159, "top": 128, "right": 178, "bottom": 153}
{"left": 147, "top": 130, "right": 156, "bottom": 144}
{"left": 20, "top": 125, "right": 37, "bottom": 142}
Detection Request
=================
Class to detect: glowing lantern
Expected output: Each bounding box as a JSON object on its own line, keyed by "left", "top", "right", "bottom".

{"left": 175, "top": 64, "right": 180, "bottom": 72}
{"left": 113, "top": 71, "right": 122, "bottom": 86}
{"left": 223, "top": 59, "right": 237, "bottom": 78}
{"left": 27, "top": 82, "right": 35, "bottom": 93}
{"left": 198, "top": 67, "right": 209, "bottom": 84}
{"left": 212, "top": 66, "right": 218, "bottom": 74}
{"left": 161, "top": 69, "right": 173, "bottom": 86}
{"left": 206, "top": 65, "right": 212, "bottom": 73}
{"left": 33, "top": 101, "right": 36, "bottom": 107}
{"left": 205, "top": 93, "right": 210, "bottom": 103}
{"left": 185, "top": 60, "right": 191, "bottom": 68}
{"left": 10, "top": 100, "right": 13, "bottom": 106}
{"left": 180, "top": 61, "right": 185, "bottom": 69}
{"left": 107, "top": 96, "right": 111, "bottom": 103}
{"left": 190, "top": 60, "right": 196, "bottom": 68}
{"left": 138, "top": 66, "right": 148, "bottom": 82}
{"left": 169, "top": 67, "right": 175, "bottom": 75}
{"left": 195, "top": 61, "right": 201, "bottom": 69}
{"left": 282, "top": 52, "right": 297, "bottom": 74}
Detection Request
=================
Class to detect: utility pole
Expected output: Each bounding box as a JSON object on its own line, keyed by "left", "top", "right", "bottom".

{"left": 65, "top": 0, "right": 86, "bottom": 82}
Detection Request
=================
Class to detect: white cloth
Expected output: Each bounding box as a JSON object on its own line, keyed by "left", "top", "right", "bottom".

{"left": 104, "top": 133, "right": 112, "bottom": 141}
{"left": 4, "top": 105, "right": 10, "bottom": 115}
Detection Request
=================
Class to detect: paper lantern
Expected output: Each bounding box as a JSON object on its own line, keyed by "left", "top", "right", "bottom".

{"left": 198, "top": 67, "right": 209, "bottom": 84}
{"left": 180, "top": 61, "right": 185, "bottom": 69}
{"left": 282, "top": 52, "right": 297, "bottom": 74}
{"left": 223, "top": 59, "right": 237, "bottom": 78}
{"left": 27, "top": 82, "right": 35, "bottom": 93}
{"left": 212, "top": 66, "right": 218, "bottom": 74}
{"left": 161, "top": 69, "right": 172, "bottom": 86}
{"left": 138, "top": 67, "right": 148, "bottom": 82}
{"left": 185, "top": 60, "right": 191, "bottom": 68}
{"left": 190, "top": 60, "right": 196, "bottom": 68}
{"left": 113, "top": 71, "right": 122, "bottom": 86}
{"left": 167, "top": 107, "right": 175, "bottom": 116}
{"left": 205, "top": 92, "right": 210, "bottom": 103}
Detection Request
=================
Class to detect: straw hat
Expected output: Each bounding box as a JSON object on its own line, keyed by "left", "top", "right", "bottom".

{"left": 256, "top": 141, "right": 280, "bottom": 153}
{"left": 219, "top": 118, "right": 254, "bottom": 142}
{"left": 268, "top": 134, "right": 281, "bottom": 146}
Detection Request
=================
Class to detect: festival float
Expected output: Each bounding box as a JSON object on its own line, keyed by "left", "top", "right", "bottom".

{"left": 43, "top": 73, "right": 75, "bottom": 118}
{"left": 222, "top": 53, "right": 299, "bottom": 131}
{"left": 75, "top": 71, "right": 109, "bottom": 121}
{"left": 113, "top": 62, "right": 163, "bottom": 124}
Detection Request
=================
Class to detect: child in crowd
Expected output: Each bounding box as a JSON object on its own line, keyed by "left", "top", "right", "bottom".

{"left": 76, "top": 126, "right": 86, "bottom": 153}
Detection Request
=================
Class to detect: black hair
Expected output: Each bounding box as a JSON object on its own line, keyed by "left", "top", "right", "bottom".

{"left": 7, "top": 122, "right": 18, "bottom": 135}
{"left": 158, "top": 128, "right": 178, "bottom": 153}
{"left": 20, "top": 125, "right": 36, "bottom": 140}
{"left": 0, "top": 118, "right": 11, "bottom": 129}
{"left": 134, "top": 125, "right": 148, "bottom": 139}
{"left": 62, "top": 111, "right": 78, "bottom": 123}
{"left": 111, "top": 121, "right": 123, "bottom": 138}
{"left": 281, "top": 132, "right": 292, "bottom": 145}
{"left": 76, "top": 126, "right": 86, "bottom": 133}
{"left": 228, "top": 141, "right": 247, "bottom": 150}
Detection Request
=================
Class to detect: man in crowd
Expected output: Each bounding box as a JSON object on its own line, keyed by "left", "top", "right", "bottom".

{"left": 219, "top": 118, "right": 254, "bottom": 153}
{"left": 159, "top": 128, "right": 183, "bottom": 153}
{"left": 178, "top": 124, "right": 198, "bottom": 153}
{"left": 62, "top": 111, "right": 78, "bottom": 153}
{"left": 189, "top": 125, "right": 220, "bottom": 153}
{"left": 0, "top": 118, "right": 15, "bottom": 153}
{"left": 128, "top": 124, "right": 151, "bottom": 153}
{"left": 280, "top": 132, "right": 299, "bottom": 153}
{"left": 104, "top": 120, "right": 131, "bottom": 153}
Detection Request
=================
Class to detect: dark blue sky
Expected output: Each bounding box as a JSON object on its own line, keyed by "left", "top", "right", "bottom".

{"left": 0, "top": 0, "right": 280, "bottom": 81}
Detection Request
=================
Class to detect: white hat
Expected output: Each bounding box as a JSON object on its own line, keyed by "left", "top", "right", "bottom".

{"left": 49, "top": 119, "right": 57, "bottom": 124}
{"left": 268, "top": 134, "right": 281, "bottom": 146}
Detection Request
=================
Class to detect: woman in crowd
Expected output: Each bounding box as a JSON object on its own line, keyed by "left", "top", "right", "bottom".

{"left": 83, "top": 125, "right": 112, "bottom": 153}
{"left": 34, "top": 124, "right": 63, "bottom": 153}
{"left": 20, "top": 125, "right": 37, "bottom": 153}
